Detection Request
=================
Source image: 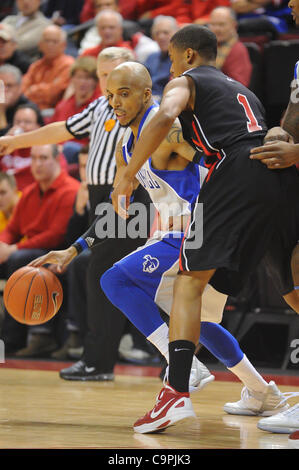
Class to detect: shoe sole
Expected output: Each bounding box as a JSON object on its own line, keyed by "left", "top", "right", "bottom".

{"left": 190, "top": 374, "right": 215, "bottom": 393}
{"left": 223, "top": 404, "right": 289, "bottom": 417}
{"left": 223, "top": 406, "right": 258, "bottom": 416}
{"left": 60, "top": 374, "right": 114, "bottom": 381}
{"left": 288, "top": 440, "right": 299, "bottom": 448}
{"left": 133, "top": 410, "right": 197, "bottom": 434}
{"left": 258, "top": 423, "right": 299, "bottom": 434}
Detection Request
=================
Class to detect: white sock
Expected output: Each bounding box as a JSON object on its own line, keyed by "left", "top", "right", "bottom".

{"left": 228, "top": 355, "right": 268, "bottom": 393}
{"left": 147, "top": 323, "right": 169, "bottom": 362}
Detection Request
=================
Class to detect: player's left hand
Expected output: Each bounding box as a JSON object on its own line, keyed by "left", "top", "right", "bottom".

{"left": 28, "top": 247, "right": 77, "bottom": 273}
{"left": 111, "top": 175, "right": 134, "bottom": 219}
{"left": 250, "top": 141, "right": 299, "bottom": 169}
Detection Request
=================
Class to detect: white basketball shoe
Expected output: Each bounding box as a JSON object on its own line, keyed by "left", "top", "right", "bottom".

{"left": 223, "top": 381, "right": 296, "bottom": 416}
{"left": 164, "top": 356, "right": 215, "bottom": 393}
{"left": 258, "top": 403, "right": 299, "bottom": 434}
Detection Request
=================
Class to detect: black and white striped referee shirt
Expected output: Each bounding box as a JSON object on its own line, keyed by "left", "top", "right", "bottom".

{"left": 66, "top": 96, "right": 126, "bottom": 186}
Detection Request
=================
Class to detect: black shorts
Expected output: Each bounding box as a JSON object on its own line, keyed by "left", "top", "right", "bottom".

{"left": 179, "top": 140, "right": 299, "bottom": 297}
{"left": 262, "top": 170, "right": 299, "bottom": 296}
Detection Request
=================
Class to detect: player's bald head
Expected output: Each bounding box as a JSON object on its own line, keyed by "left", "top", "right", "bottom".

{"left": 107, "top": 61, "right": 152, "bottom": 91}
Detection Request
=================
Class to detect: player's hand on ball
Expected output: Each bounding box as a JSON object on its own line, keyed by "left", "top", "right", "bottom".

{"left": 28, "top": 246, "right": 78, "bottom": 273}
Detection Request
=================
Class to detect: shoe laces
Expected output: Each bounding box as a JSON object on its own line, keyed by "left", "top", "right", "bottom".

{"left": 275, "top": 393, "right": 299, "bottom": 409}
{"left": 240, "top": 385, "right": 299, "bottom": 409}
{"left": 280, "top": 402, "right": 299, "bottom": 416}
{"left": 240, "top": 386, "right": 253, "bottom": 402}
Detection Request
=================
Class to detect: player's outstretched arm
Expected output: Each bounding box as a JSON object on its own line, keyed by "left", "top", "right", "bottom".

{"left": 0, "top": 121, "right": 72, "bottom": 155}
{"left": 112, "top": 76, "right": 192, "bottom": 217}
{"left": 28, "top": 246, "right": 78, "bottom": 273}
{"left": 112, "top": 138, "right": 140, "bottom": 218}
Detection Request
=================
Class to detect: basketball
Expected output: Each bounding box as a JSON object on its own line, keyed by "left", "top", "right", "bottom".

{"left": 3, "top": 266, "right": 63, "bottom": 325}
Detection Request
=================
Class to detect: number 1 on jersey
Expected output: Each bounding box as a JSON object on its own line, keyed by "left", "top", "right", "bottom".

{"left": 237, "top": 93, "right": 262, "bottom": 133}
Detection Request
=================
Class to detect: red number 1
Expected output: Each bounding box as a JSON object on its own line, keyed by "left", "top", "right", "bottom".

{"left": 237, "top": 93, "right": 262, "bottom": 133}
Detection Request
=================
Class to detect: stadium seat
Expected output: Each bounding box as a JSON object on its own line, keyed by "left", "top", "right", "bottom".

{"left": 263, "top": 39, "right": 299, "bottom": 126}
{"left": 244, "top": 42, "right": 263, "bottom": 99}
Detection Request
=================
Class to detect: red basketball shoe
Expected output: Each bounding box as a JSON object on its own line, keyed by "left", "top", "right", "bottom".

{"left": 133, "top": 385, "right": 196, "bottom": 434}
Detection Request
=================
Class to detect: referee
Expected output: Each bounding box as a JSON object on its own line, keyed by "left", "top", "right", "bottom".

{"left": 0, "top": 47, "right": 152, "bottom": 377}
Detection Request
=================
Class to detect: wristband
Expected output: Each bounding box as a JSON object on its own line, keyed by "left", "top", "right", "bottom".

{"left": 72, "top": 236, "right": 89, "bottom": 254}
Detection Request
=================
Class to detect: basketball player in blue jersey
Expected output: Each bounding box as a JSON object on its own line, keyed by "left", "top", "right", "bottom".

{"left": 111, "top": 26, "right": 299, "bottom": 434}
{"left": 29, "top": 61, "right": 298, "bottom": 432}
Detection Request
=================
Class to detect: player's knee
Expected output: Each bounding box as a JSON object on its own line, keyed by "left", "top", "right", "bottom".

{"left": 100, "top": 266, "right": 120, "bottom": 300}
{"left": 100, "top": 265, "right": 127, "bottom": 302}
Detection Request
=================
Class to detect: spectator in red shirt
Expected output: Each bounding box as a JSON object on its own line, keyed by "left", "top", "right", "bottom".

{"left": 80, "top": 0, "right": 139, "bottom": 23}
{"left": 80, "top": 10, "right": 133, "bottom": 58}
{"left": 0, "top": 142, "right": 80, "bottom": 355}
{"left": 137, "top": 0, "right": 191, "bottom": 25}
{"left": 79, "top": 2, "right": 159, "bottom": 63}
{"left": 21, "top": 24, "right": 75, "bottom": 110}
{"left": 209, "top": 7, "right": 252, "bottom": 87}
{"left": 1, "top": 103, "right": 44, "bottom": 190}
{"left": 190, "top": 0, "right": 230, "bottom": 24}
{"left": 1, "top": 103, "right": 68, "bottom": 190}
{"left": 50, "top": 56, "right": 101, "bottom": 163}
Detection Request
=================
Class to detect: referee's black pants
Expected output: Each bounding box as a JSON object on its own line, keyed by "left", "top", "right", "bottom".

{"left": 82, "top": 184, "right": 152, "bottom": 371}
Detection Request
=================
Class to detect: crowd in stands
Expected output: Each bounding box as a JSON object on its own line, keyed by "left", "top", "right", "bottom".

{"left": 0, "top": 0, "right": 297, "bottom": 363}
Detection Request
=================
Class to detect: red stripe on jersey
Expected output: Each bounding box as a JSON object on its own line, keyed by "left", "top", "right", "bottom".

{"left": 206, "top": 160, "right": 218, "bottom": 182}
{"left": 192, "top": 121, "right": 216, "bottom": 156}
{"left": 191, "top": 121, "right": 223, "bottom": 175}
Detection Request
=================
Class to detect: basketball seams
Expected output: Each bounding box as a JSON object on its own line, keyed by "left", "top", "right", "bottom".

{"left": 4, "top": 267, "right": 37, "bottom": 306}
{"left": 38, "top": 268, "right": 50, "bottom": 322}
{"left": 23, "top": 272, "right": 38, "bottom": 322}
{"left": 4, "top": 266, "right": 63, "bottom": 325}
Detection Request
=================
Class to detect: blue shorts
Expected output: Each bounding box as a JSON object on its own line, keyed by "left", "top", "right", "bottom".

{"left": 114, "top": 231, "right": 227, "bottom": 323}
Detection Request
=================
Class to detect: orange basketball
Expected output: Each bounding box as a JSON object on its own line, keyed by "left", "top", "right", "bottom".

{"left": 3, "top": 266, "right": 63, "bottom": 325}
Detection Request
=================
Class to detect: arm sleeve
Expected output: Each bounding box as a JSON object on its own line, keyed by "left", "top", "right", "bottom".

{"left": 72, "top": 193, "right": 137, "bottom": 254}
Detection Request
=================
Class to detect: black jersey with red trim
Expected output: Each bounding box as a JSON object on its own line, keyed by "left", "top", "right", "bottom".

{"left": 178, "top": 66, "right": 267, "bottom": 168}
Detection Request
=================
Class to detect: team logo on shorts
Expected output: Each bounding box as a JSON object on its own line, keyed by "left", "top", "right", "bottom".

{"left": 143, "top": 254, "right": 159, "bottom": 273}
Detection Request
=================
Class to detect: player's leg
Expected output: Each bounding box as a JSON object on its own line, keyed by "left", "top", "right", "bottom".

{"left": 133, "top": 268, "right": 214, "bottom": 433}
{"left": 100, "top": 237, "right": 214, "bottom": 390}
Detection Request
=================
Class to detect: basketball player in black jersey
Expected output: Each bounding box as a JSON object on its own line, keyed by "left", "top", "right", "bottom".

{"left": 111, "top": 24, "right": 299, "bottom": 434}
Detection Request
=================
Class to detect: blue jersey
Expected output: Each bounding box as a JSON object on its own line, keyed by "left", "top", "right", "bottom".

{"left": 121, "top": 104, "right": 208, "bottom": 231}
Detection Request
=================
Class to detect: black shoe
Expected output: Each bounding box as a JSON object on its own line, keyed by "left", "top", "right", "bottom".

{"left": 59, "top": 360, "right": 114, "bottom": 381}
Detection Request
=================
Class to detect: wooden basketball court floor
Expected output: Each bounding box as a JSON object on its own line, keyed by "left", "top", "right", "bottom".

{"left": 0, "top": 360, "right": 298, "bottom": 451}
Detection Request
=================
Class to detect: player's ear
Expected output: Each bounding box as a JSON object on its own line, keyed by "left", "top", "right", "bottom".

{"left": 144, "top": 87, "right": 152, "bottom": 104}
{"left": 185, "top": 48, "right": 196, "bottom": 64}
